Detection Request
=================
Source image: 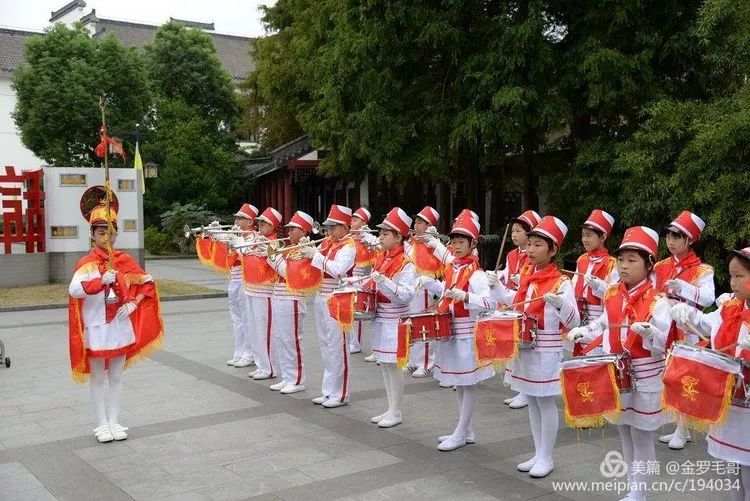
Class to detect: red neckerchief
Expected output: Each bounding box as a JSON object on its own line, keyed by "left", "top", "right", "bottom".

{"left": 605, "top": 279, "right": 658, "bottom": 357}
{"left": 513, "top": 263, "right": 563, "bottom": 329}
{"left": 654, "top": 250, "right": 703, "bottom": 290}
{"left": 715, "top": 299, "right": 750, "bottom": 360}
{"left": 574, "top": 249, "right": 612, "bottom": 299}
{"left": 436, "top": 255, "right": 479, "bottom": 314}
{"left": 507, "top": 248, "right": 528, "bottom": 275}
{"left": 364, "top": 245, "right": 408, "bottom": 296}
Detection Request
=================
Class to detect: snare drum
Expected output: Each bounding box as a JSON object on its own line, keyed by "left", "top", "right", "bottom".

{"left": 663, "top": 343, "right": 743, "bottom": 423}
{"left": 563, "top": 353, "right": 633, "bottom": 393}
{"left": 353, "top": 290, "right": 377, "bottom": 320}
{"left": 733, "top": 359, "right": 750, "bottom": 408}
{"left": 399, "top": 312, "right": 452, "bottom": 342}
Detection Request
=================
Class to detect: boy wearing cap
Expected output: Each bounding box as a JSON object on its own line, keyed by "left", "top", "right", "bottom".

{"left": 301, "top": 205, "right": 357, "bottom": 408}
{"left": 349, "top": 207, "right": 376, "bottom": 356}
{"left": 226, "top": 203, "right": 258, "bottom": 368}
{"left": 68, "top": 202, "right": 164, "bottom": 443}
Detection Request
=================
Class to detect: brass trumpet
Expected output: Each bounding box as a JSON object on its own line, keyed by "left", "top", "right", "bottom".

{"left": 268, "top": 237, "right": 328, "bottom": 258}
{"left": 183, "top": 224, "right": 233, "bottom": 238}
{"left": 230, "top": 236, "right": 291, "bottom": 252}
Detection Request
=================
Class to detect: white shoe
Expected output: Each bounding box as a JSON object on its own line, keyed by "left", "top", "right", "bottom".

{"left": 252, "top": 371, "right": 272, "bottom": 380}
{"left": 322, "top": 399, "right": 348, "bottom": 408}
{"left": 280, "top": 384, "right": 306, "bottom": 394}
{"left": 437, "top": 436, "right": 466, "bottom": 451}
{"left": 248, "top": 370, "right": 257, "bottom": 378}
{"left": 411, "top": 368, "right": 431, "bottom": 378}
{"left": 233, "top": 358, "right": 254, "bottom": 368}
{"left": 438, "top": 433, "right": 475, "bottom": 444}
{"left": 503, "top": 395, "right": 516, "bottom": 405}
{"left": 364, "top": 354, "right": 376, "bottom": 362}
{"left": 269, "top": 380, "right": 287, "bottom": 391}
{"left": 402, "top": 366, "right": 416, "bottom": 374}
{"left": 668, "top": 433, "right": 691, "bottom": 450}
{"left": 349, "top": 347, "right": 362, "bottom": 354}
{"left": 509, "top": 395, "right": 529, "bottom": 409}
{"left": 94, "top": 425, "right": 114, "bottom": 443}
{"left": 377, "top": 412, "right": 402, "bottom": 428}
{"left": 517, "top": 456, "right": 537, "bottom": 472}
{"left": 312, "top": 395, "right": 328, "bottom": 405}
{"left": 438, "top": 381, "right": 452, "bottom": 388}
{"left": 371, "top": 412, "right": 389, "bottom": 423}
{"left": 227, "top": 357, "right": 240, "bottom": 366}
{"left": 109, "top": 423, "right": 128, "bottom": 441}
{"left": 658, "top": 432, "right": 674, "bottom": 444}
{"left": 529, "top": 459, "right": 554, "bottom": 478}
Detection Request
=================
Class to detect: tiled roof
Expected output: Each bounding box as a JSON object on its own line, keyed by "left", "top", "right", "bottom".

{"left": 92, "top": 17, "right": 254, "bottom": 81}
{"left": 0, "top": 28, "right": 43, "bottom": 75}
{"left": 50, "top": 0, "right": 86, "bottom": 22}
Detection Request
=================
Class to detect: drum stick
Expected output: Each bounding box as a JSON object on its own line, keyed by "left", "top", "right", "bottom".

{"left": 718, "top": 342, "right": 739, "bottom": 354}
{"left": 562, "top": 270, "right": 587, "bottom": 278}
{"left": 494, "top": 224, "right": 511, "bottom": 271}
{"left": 503, "top": 296, "right": 545, "bottom": 309}
{"left": 684, "top": 321, "right": 709, "bottom": 342}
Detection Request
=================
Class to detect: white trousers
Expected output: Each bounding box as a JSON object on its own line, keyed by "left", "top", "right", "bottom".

{"left": 314, "top": 295, "right": 351, "bottom": 402}
{"left": 349, "top": 321, "right": 365, "bottom": 352}
{"left": 272, "top": 298, "right": 305, "bottom": 385}
{"left": 228, "top": 280, "right": 253, "bottom": 360}
{"left": 249, "top": 296, "right": 276, "bottom": 377}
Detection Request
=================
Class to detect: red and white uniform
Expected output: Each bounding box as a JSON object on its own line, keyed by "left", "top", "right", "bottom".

{"left": 579, "top": 280, "right": 671, "bottom": 430}
{"left": 368, "top": 246, "right": 416, "bottom": 363}
{"left": 350, "top": 207, "right": 374, "bottom": 353}
{"left": 404, "top": 238, "right": 441, "bottom": 371}
{"left": 571, "top": 251, "right": 618, "bottom": 356}
{"left": 499, "top": 247, "right": 528, "bottom": 291}
{"left": 689, "top": 298, "right": 750, "bottom": 465}
{"left": 312, "top": 234, "right": 356, "bottom": 403}
{"left": 267, "top": 257, "right": 306, "bottom": 387}
{"left": 228, "top": 231, "right": 255, "bottom": 362}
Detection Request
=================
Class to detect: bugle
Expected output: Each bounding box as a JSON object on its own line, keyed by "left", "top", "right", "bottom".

{"left": 268, "top": 237, "right": 328, "bottom": 257}
{"left": 183, "top": 224, "right": 233, "bottom": 238}
{"left": 230, "top": 236, "right": 291, "bottom": 252}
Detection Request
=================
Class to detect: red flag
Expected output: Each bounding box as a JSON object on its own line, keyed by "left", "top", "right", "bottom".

{"left": 327, "top": 291, "right": 355, "bottom": 332}
{"left": 396, "top": 320, "right": 412, "bottom": 368}
{"left": 560, "top": 361, "right": 621, "bottom": 429}
{"left": 474, "top": 316, "right": 519, "bottom": 368}
{"left": 285, "top": 258, "right": 323, "bottom": 294}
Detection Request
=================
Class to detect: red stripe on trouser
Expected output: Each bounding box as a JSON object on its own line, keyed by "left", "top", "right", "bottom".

{"left": 358, "top": 323, "right": 362, "bottom": 343}
{"left": 293, "top": 300, "right": 302, "bottom": 385}
{"left": 266, "top": 298, "right": 274, "bottom": 377}
{"left": 341, "top": 333, "right": 349, "bottom": 402}
{"left": 424, "top": 342, "right": 429, "bottom": 369}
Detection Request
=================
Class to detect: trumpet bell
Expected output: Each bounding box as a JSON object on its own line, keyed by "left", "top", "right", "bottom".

{"left": 312, "top": 221, "right": 322, "bottom": 235}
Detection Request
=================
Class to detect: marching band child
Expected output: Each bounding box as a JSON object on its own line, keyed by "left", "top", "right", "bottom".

{"left": 362, "top": 208, "right": 416, "bottom": 427}
{"left": 655, "top": 211, "right": 715, "bottom": 450}
{"left": 569, "top": 226, "right": 672, "bottom": 501}
{"left": 570, "top": 209, "right": 619, "bottom": 356}
{"left": 491, "top": 215, "right": 579, "bottom": 478}
{"left": 497, "top": 209, "right": 541, "bottom": 410}
{"left": 349, "top": 207, "right": 377, "bottom": 357}
{"left": 405, "top": 206, "right": 443, "bottom": 378}
{"left": 422, "top": 213, "right": 496, "bottom": 451}
{"left": 226, "top": 203, "right": 258, "bottom": 368}
{"left": 68, "top": 202, "right": 164, "bottom": 443}
{"left": 671, "top": 247, "right": 750, "bottom": 501}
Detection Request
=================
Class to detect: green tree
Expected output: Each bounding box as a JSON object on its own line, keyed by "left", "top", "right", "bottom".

{"left": 141, "top": 22, "right": 245, "bottom": 224}
{"left": 12, "top": 23, "right": 151, "bottom": 166}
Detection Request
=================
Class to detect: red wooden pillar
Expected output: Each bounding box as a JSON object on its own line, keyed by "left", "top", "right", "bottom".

{"left": 284, "top": 169, "right": 293, "bottom": 221}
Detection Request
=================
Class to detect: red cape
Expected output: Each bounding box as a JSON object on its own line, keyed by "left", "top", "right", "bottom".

{"left": 68, "top": 246, "right": 164, "bottom": 382}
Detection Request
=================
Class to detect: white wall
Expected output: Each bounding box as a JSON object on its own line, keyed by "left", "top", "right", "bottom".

{"left": 44, "top": 166, "right": 144, "bottom": 252}
{"left": 0, "top": 76, "right": 44, "bottom": 171}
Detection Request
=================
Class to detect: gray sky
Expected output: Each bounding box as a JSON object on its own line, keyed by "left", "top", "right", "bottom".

{"left": 0, "top": 0, "right": 276, "bottom": 37}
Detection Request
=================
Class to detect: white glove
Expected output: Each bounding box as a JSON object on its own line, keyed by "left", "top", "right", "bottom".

{"left": 340, "top": 276, "right": 359, "bottom": 285}
{"left": 300, "top": 246, "right": 316, "bottom": 259}
{"left": 716, "top": 292, "right": 733, "bottom": 308}
{"left": 567, "top": 326, "right": 588, "bottom": 342}
{"left": 631, "top": 322, "right": 656, "bottom": 338}
{"left": 509, "top": 273, "right": 520, "bottom": 285}
{"left": 415, "top": 275, "right": 434, "bottom": 290}
{"left": 101, "top": 269, "right": 117, "bottom": 285}
{"left": 584, "top": 274, "right": 607, "bottom": 295}
{"left": 425, "top": 226, "right": 438, "bottom": 235}
{"left": 422, "top": 235, "right": 439, "bottom": 249}
{"left": 229, "top": 234, "right": 244, "bottom": 249}
{"left": 371, "top": 271, "right": 385, "bottom": 284}
{"left": 543, "top": 292, "right": 565, "bottom": 309}
{"left": 486, "top": 270, "right": 499, "bottom": 288}
{"left": 361, "top": 233, "right": 379, "bottom": 246}
{"left": 738, "top": 330, "right": 750, "bottom": 350}
{"left": 670, "top": 303, "right": 696, "bottom": 326}
{"left": 444, "top": 288, "right": 467, "bottom": 302}
{"left": 665, "top": 279, "right": 696, "bottom": 298}
{"left": 208, "top": 220, "right": 221, "bottom": 228}
{"left": 116, "top": 301, "right": 137, "bottom": 320}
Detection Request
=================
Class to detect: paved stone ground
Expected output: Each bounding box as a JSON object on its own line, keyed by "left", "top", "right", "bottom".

{"left": 0, "top": 259, "right": 736, "bottom": 500}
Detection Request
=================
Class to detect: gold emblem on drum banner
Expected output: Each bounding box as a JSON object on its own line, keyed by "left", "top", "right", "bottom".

{"left": 577, "top": 382, "right": 594, "bottom": 402}
{"left": 301, "top": 269, "right": 311, "bottom": 280}
{"left": 680, "top": 375, "right": 700, "bottom": 401}
{"left": 483, "top": 329, "right": 496, "bottom": 347}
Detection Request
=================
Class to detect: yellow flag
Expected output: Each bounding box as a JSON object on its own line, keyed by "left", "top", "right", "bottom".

{"left": 134, "top": 141, "right": 145, "bottom": 194}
